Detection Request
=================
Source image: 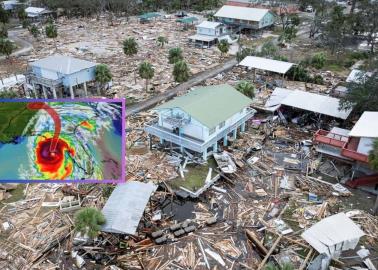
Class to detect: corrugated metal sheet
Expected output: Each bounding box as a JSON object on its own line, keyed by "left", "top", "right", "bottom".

{"left": 101, "top": 181, "right": 157, "bottom": 235}
{"left": 264, "top": 87, "right": 293, "bottom": 111}
{"left": 302, "top": 213, "right": 365, "bottom": 258}
{"left": 239, "top": 56, "right": 294, "bottom": 74}
{"left": 280, "top": 90, "right": 352, "bottom": 119}
{"left": 349, "top": 111, "right": 378, "bottom": 138}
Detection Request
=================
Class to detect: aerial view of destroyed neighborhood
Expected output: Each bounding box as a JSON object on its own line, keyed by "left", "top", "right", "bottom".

{"left": 0, "top": 101, "right": 123, "bottom": 181}
{"left": 0, "top": 0, "right": 377, "bottom": 269}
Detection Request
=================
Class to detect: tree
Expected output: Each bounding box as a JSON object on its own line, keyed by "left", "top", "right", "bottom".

{"left": 17, "top": 8, "right": 27, "bottom": 21}
{"left": 369, "top": 139, "right": 378, "bottom": 171}
{"left": 123, "top": 37, "right": 138, "bottom": 56}
{"left": 45, "top": 23, "right": 58, "bottom": 49}
{"left": 0, "top": 39, "right": 15, "bottom": 58}
{"left": 168, "top": 47, "right": 183, "bottom": 64}
{"left": 279, "top": 26, "right": 297, "bottom": 44}
{"left": 260, "top": 41, "right": 278, "bottom": 57}
{"left": 138, "top": 61, "right": 154, "bottom": 92}
{"left": 95, "top": 64, "right": 112, "bottom": 94}
{"left": 0, "top": 24, "right": 7, "bottom": 38}
{"left": 29, "top": 25, "right": 40, "bottom": 39}
{"left": 157, "top": 36, "right": 168, "bottom": 48}
{"left": 0, "top": 90, "right": 17, "bottom": 98}
{"left": 236, "top": 47, "right": 256, "bottom": 62}
{"left": 173, "top": 60, "right": 190, "bottom": 83}
{"left": 74, "top": 207, "right": 106, "bottom": 239}
{"left": 321, "top": 6, "right": 349, "bottom": 55}
{"left": 217, "top": 39, "right": 229, "bottom": 57}
{"left": 0, "top": 6, "right": 9, "bottom": 24}
{"left": 236, "top": 81, "right": 255, "bottom": 99}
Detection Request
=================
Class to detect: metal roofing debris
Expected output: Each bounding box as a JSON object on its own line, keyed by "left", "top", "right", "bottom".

{"left": 239, "top": 56, "right": 294, "bottom": 74}
{"left": 138, "top": 12, "right": 161, "bottom": 20}
{"left": 176, "top": 16, "right": 198, "bottom": 24}
{"left": 196, "top": 21, "right": 222, "bottom": 29}
{"left": 348, "top": 111, "right": 378, "bottom": 138}
{"left": 215, "top": 5, "right": 270, "bottom": 22}
{"left": 155, "top": 84, "right": 253, "bottom": 129}
{"left": 346, "top": 69, "right": 372, "bottom": 83}
{"left": 101, "top": 181, "right": 157, "bottom": 235}
{"left": 25, "top": 7, "right": 46, "bottom": 15}
{"left": 301, "top": 212, "right": 365, "bottom": 258}
{"left": 264, "top": 87, "right": 293, "bottom": 111}
{"left": 188, "top": 34, "right": 217, "bottom": 42}
{"left": 30, "top": 55, "right": 97, "bottom": 75}
{"left": 0, "top": 75, "right": 25, "bottom": 90}
{"left": 280, "top": 90, "right": 352, "bottom": 119}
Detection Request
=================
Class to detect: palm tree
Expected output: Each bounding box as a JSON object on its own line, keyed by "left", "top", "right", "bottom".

{"left": 95, "top": 64, "right": 112, "bottom": 95}
{"left": 168, "top": 47, "right": 183, "bottom": 64}
{"left": 138, "top": 61, "right": 154, "bottom": 92}
{"left": 74, "top": 207, "right": 106, "bottom": 239}
{"left": 123, "top": 37, "right": 138, "bottom": 83}
{"left": 157, "top": 36, "right": 168, "bottom": 48}
{"left": 173, "top": 60, "right": 190, "bottom": 83}
{"left": 217, "top": 39, "right": 230, "bottom": 58}
{"left": 236, "top": 81, "right": 255, "bottom": 98}
{"left": 45, "top": 23, "right": 58, "bottom": 50}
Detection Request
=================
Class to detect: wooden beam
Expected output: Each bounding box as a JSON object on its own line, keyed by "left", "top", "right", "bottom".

{"left": 257, "top": 235, "right": 282, "bottom": 270}
{"left": 246, "top": 230, "right": 268, "bottom": 256}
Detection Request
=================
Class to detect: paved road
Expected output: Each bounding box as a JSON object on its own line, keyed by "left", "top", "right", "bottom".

{"left": 127, "top": 58, "right": 238, "bottom": 116}
{"left": 0, "top": 30, "right": 33, "bottom": 60}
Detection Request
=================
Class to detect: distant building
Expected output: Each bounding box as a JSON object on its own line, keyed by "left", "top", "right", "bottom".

{"left": 25, "top": 55, "right": 100, "bottom": 99}
{"left": 214, "top": 5, "right": 276, "bottom": 31}
{"left": 1, "top": 0, "right": 21, "bottom": 11}
{"left": 314, "top": 111, "right": 378, "bottom": 165}
{"left": 188, "top": 21, "right": 227, "bottom": 48}
{"left": 145, "top": 84, "right": 255, "bottom": 160}
{"left": 25, "top": 7, "right": 52, "bottom": 20}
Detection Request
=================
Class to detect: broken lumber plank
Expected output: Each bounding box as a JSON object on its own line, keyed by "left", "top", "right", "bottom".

{"left": 257, "top": 235, "right": 282, "bottom": 270}
{"left": 246, "top": 230, "right": 268, "bottom": 256}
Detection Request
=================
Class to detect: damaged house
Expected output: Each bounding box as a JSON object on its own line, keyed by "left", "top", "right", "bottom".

{"left": 145, "top": 84, "right": 255, "bottom": 160}
{"left": 188, "top": 21, "right": 228, "bottom": 48}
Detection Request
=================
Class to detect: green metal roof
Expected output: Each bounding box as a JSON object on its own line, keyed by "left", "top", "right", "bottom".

{"left": 155, "top": 84, "right": 252, "bottom": 129}
{"left": 138, "top": 12, "right": 161, "bottom": 20}
{"left": 176, "top": 16, "right": 199, "bottom": 24}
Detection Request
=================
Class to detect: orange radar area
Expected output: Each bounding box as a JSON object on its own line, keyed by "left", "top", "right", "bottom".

{"left": 80, "top": 120, "right": 95, "bottom": 131}
{"left": 35, "top": 135, "right": 76, "bottom": 179}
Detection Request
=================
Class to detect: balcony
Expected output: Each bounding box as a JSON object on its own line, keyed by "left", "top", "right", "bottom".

{"left": 314, "top": 129, "right": 348, "bottom": 148}
{"left": 26, "top": 72, "right": 63, "bottom": 88}
{"left": 341, "top": 137, "right": 369, "bottom": 163}
{"left": 145, "top": 108, "right": 256, "bottom": 154}
{"left": 314, "top": 130, "right": 369, "bottom": 163}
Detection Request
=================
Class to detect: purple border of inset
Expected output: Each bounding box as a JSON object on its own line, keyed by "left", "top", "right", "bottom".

{"left": 0, "top": 98, "right": 126, "bottom": 183}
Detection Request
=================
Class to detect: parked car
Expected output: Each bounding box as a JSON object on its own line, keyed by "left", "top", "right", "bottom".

{"left": 305, "top": 5, "right": 314, "bottom": 12}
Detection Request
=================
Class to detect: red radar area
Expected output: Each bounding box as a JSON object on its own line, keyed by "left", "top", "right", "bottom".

{"left": 27, "top": 102, "right": 61, "bottom": 152}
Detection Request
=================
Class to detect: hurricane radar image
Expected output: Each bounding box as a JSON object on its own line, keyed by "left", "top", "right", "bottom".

{"left": 0, "top": 100, "right": 124, "bottom": 182}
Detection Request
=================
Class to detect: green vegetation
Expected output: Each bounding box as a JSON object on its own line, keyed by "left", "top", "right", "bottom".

{"left": 311, "top": 52, "right": 326, "bottom": 69}
{"left": 260, "top": 41, "right": 278, "bottom": 57}
{"left": 168, "top": 47, "right": 183, "bottom": 64}
{"left": 45, "top": 23, "right": 57, "bottom": 39}
{"left": 0, "top": 6, "right": 9, "bottom": 24}
{"left": 157, "top": 36, "right": 168, "bottom": 48}
{"left": 236, "top": 81, "right": 255, "bottom": 99}
{"left": 29, "top": 25, "right": 40, "bottom": 39}
{"left": 74, "top": 207, "right": 106, "bottom": 238}
{"left": 169, "top": 158, "right": 217, "bottom": 192}
{"left": 95, "top": 64, "right": 112, "bottom": 93}
{"left": 173, "top": 60, "right": 190, "bottom": 83}
{"left": 265, "top": 263, "right": 294, "bottom": 270}
{"left": 369, "top": 139, "right": 378, "bottom": 171}
{"left": 17, "top": 8, "right": 27, "bottom": 21}
{"left": 0, "top": 24, "right": 7, "bottom": 38}
{"left": 0, "top": 102, "right": 38, "bottom": 143}
{"left": 236, "top": 47, "right": 255, "bottom": 63}
{"left": 123, "top": 37, "right": 138, "bottom": 56}
{"left": 0, "top": 38, "right": 15, "bottom": 58}
{"left": 217, "top": 39, "right": 230, "bottom": 57}
{"left": 138, "top": 61, "right": 154, "bottom": 92}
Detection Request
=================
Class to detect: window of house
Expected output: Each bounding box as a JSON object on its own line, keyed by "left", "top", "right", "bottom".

{"left": 219, "top": 121, "right": 225, "bottom": 129}
{"left": 209, "top": 127, "right": 215, "bottom": 135}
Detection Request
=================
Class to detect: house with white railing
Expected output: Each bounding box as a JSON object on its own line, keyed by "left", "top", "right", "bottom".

{"left": 145, "top": 84, "right": 255, "bottom": 160}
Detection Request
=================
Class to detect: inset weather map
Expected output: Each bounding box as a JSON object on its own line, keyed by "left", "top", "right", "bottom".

{"left": 0, "top": 99, "right": 125, "bottom": 182}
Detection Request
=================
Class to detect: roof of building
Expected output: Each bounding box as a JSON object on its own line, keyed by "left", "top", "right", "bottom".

{"left": 25, "top": 7, "right": 46, "bottom": 14}
{"left": 264, "top": 87, "right": 293, "bottom": 111}
{"left": 346, "top": 69, "right": 372, "bottom": 83}
{"left": 215, "top": 5, "right": 271, "bottom": 22}
{"left": 155, "top": 84, "right": 253, "bottom": 129}
{"left": 196, "top": 21, "right": 222, "bottom": 29}
{"left": 101, "top": 181, "right": 157, "bottom": 235}
{"left": 348, "top": 111, "right": 378, "bottom": 138}
{"left": 239, "top": 56, "right": 294, "bottom": 74}
{"left": 302, "top": 213, "right": 365, "bottom": 257}
{"left": 176, "top": 16, "right": 198, "bottom": 24}
{"left": 30, "top": 55, "right": 97, "bottom": 75}
{"left": 280, "top": 90, "right": 352, "bottom": 119}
